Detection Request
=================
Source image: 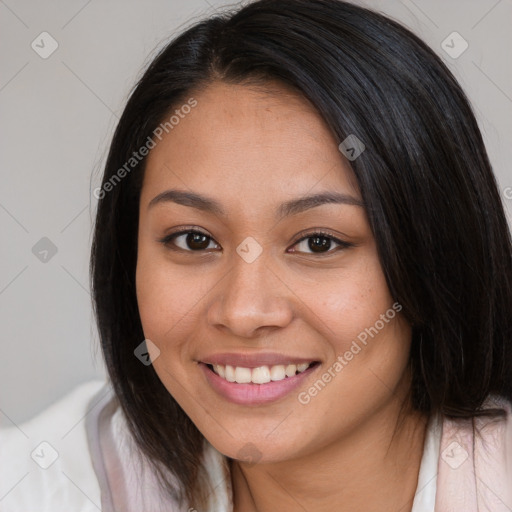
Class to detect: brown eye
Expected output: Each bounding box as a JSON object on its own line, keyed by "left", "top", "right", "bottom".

{"left": 290, "top": 231, "right": 353, "bottom": 255}
{"left": 160, "top": 230, "right": 220, "bottom": 252}
{"left": 307, "top": 235, "right": 334, "bottom": 253}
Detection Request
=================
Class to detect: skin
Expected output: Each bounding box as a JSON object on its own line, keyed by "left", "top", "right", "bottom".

{"left": 136, "top": 81, "right": 428, "bottom": 512}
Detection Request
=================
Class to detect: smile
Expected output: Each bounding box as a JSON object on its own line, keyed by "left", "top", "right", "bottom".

{"left": 209, "top": 362, "right": 313, "bottom": 384}
{"left": 199, "top": 361, "right": 321, "bottom": 405}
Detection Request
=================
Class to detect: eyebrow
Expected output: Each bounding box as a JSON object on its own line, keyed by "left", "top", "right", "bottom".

{"left": 148, "top": 189, "right": 364, "bottom": 219}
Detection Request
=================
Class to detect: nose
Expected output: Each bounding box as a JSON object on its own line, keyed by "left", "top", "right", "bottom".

{"left": 206, "top": 250, "right": 294, "bottom": 339}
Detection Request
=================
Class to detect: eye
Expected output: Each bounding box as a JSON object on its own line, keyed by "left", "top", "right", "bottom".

{"left": 159, "top": 229, "right": 220, "bottom": 252}
{"left": 159, "top": 228, "right": 354, "bottom": 255}
{"left": 289, "top": 230, "right": 354, "bottom": 255}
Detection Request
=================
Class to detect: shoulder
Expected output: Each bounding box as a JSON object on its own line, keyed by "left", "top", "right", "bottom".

{"left": 473, "top": 394, "right": 512, "bottom": 452}
{"left": 0, "top": 380, "right": 111, "bottom": 512}
{"left": 436, "top": 394, "right": 512, "bottom": 510}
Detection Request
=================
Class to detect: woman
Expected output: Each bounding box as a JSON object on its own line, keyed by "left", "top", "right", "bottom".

{"left": 2, "top": 0, "right": 511, "bottom": 510}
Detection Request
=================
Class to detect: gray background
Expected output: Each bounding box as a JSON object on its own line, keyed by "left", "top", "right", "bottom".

{"left": 1, "top": 0, "right": 511, "bottom": 425}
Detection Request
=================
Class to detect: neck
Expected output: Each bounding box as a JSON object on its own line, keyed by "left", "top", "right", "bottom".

{"left": 230, "top": 397, "right": 429, "bottom": 512}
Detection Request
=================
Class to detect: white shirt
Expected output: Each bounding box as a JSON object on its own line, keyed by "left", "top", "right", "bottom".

{"left": 0, "top": 380, "right": 440, "bottom": 511}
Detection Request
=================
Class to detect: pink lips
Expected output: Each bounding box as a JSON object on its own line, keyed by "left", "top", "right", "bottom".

{"left": 199, "top": 361, "right": 320, "bottom": 406}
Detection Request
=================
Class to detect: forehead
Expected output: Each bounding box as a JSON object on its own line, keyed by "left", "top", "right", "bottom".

{"left": 141, "top": 81, "right": 360, "bottom": 208}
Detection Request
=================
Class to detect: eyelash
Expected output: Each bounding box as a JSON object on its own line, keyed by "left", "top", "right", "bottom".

{"left": 158, "top": 227, "right": 354, "bottom": 255}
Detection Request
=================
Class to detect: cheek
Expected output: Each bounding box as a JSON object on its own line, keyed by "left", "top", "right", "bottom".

{"left": 136, "top": 260, "right": 173, "bottom": 340}
{"left": 293, "top": 250, "right": 396, "bottom": 351}
{"left": 135, "top": 251, "right": 198, "bottom": 397}
{"left": 292, "top": 262, "right": 411, "bottom": 450}
{"left": 135, "top": 237, "right": 205, "bottom": 334}
{"left": 291, "top": 246, "right": 411, "bottom": 408}
{"left": 135, "top": 243, "right": 193, "bottom": 345}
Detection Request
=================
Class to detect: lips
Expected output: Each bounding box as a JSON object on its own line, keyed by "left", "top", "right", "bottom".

{"left": 198, "top": 352, "right": 321, "bottom": 405}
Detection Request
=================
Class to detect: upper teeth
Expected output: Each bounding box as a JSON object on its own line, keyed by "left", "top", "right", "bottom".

{"left": 211, "top": 363, "right": 312, "bottom": 384}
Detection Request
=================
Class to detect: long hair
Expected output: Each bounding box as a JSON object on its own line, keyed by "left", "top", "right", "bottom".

{"left": 90, "top": 0, "right": 512, "bottom": 507}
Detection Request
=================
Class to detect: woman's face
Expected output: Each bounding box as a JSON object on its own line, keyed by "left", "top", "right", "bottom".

{"left": 136, "top": 81, "right": 412, "bottom": 464}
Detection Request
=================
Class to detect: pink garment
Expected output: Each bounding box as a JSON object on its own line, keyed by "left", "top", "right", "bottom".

{"left": 434, "top": 395, "right": 512, "bottom": 511}
{"left": 87, "top": 389, "right": 232, "bottom": 512}
{"left": 86, "top": 386, "right": 512, "bottom": 511}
